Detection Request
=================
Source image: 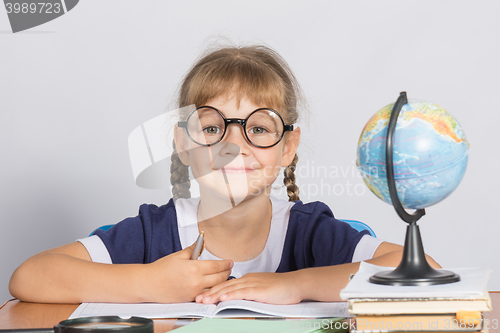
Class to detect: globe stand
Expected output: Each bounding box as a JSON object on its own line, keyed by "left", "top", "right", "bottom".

{"left": 369, "top": 91, "right": 460, "bottom": 286}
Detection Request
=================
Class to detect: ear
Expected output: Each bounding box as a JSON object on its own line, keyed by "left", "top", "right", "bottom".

{"left": 281, "top": 127, "right": 301, "bottom": 167}
{"left": 174, "top": 125, "right": 191, "bottom": 166}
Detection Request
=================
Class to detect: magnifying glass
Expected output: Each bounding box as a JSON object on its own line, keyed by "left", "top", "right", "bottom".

{"left": 1, "top": 316, "right": 153, "bottom": 333}
{"left": 54, "top": 316, "right": 153, "bottom": 332}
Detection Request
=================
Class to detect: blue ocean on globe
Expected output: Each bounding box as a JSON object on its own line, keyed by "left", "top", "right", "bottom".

{"left": 356, "top": 100, "right": 469, "bottom": 210}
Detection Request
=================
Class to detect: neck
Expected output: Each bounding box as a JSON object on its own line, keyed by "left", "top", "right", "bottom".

{"left": 197, "top": 191, "right": 273, "bottom": 261}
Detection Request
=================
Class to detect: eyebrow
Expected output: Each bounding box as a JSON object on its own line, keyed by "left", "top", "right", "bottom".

{"left": 205, "top": 106, "right": 274, "bottom": 118}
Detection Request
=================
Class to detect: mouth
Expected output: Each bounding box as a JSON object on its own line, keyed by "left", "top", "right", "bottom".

{"left": 217, "top": 167, "right": 256, "bottom": 174}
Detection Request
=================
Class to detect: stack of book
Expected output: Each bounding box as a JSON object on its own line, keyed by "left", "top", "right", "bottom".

{"left": 341, "top": 263, "right": 492, "bottom": 333}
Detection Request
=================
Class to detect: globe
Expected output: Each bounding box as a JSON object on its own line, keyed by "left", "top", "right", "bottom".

{"left": 356, "top": 99, "right": 469, "bottom": 210}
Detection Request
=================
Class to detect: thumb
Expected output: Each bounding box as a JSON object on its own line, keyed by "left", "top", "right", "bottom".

{"left": 176, "top": 241, "right": 197, "bottom": 260}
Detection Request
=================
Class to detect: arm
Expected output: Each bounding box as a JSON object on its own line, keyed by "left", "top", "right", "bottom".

{"left": 195, "top": 241, "right": 441, "bottom": 304}
{"left": 9, "top": 241, "right": 233, "bottom": 304}
{"left": 296, "top": 241, "right": 441, "bottom": 302}
{"left": 10, "top": 242, "right": 147, "bottom": 303}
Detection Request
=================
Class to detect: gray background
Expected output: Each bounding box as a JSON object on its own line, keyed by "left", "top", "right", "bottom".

{"left": 1, "top": 0, "right": 498, "bottom": 304}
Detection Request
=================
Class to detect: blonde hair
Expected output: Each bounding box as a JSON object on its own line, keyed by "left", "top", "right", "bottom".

{"left": 171, "top": 45, "right": 303, "bottom": 201}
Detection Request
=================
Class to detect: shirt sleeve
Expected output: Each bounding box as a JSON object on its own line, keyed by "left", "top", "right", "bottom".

{"left": 351, "top": 234, "right": 383, "bottom": 262}
{"left": 77, "top": 235, "right": 112, "bottom": 264}
{"left": 88, "top": 200, "right": 182, "bottom": 264}
{"left": 309, "top": 208, "right": 370, "bottom": 266}
{"left": 93, "top": 215, "right": 146, "bottom": 264}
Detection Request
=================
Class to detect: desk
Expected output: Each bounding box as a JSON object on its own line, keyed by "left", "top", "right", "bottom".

{"left": 1, "top": 292, "right": 499, "bottom": 332}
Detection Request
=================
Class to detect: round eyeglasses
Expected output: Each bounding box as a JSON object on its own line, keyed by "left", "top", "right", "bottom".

{"left": 178, "top": 106, "right": 294, "bottom": 148}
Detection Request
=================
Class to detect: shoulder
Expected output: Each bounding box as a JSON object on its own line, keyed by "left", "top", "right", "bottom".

{"left": 286, "top": 199, "right": 347, "bottom": 237}
{"left": 134, "top": 198, "right": 180, "bottom": 226}
{"left": 288, "top": 200, "right": 369, "bottom": 241}
{"left": 138, "top": 198, "right": 176, "bottom": 217}
{"left": 94, "top": 198, "right": 183, "bottom": 264}
{"left": 289, "top": 200, "right": 335, "bottom": 221}
{"left": 98, "top": 199, "right": 178, "bottom": 238}
{"left": 287, "top": 199, "right": 369, "bottom": 247}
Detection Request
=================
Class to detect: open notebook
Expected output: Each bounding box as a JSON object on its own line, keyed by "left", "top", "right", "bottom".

{"left": 69, "top": 300, "right": 349, "bottom": 319}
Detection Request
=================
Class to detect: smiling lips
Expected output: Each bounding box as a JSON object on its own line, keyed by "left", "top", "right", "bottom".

{"left": 218, "top": 167, "right": 256, "bottom": 174}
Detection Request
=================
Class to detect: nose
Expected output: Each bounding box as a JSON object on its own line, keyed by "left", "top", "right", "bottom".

{"left": 220, "top": 124, "right": 251, "bottom": 154}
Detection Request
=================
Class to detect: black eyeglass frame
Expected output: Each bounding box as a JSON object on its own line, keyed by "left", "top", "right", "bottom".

{"left": 178, "top": 106, "right": 294, "bottom": 148}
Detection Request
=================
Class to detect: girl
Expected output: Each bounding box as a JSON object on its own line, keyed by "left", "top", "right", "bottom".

{"left": 9, "top": 45, "right": 439, "bottom": 305}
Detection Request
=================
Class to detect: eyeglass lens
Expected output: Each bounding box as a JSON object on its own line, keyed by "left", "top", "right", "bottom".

{"left": 186, "top": 107, "right": 284, "bottom": 147}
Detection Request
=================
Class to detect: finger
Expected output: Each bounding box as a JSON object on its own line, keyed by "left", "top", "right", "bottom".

{"left": 219, "top": 287, "right": 255, "bottom": 302}
{"left": 205, "top": 276, "right": 241, "bottom": 294}
{"left": 200, "top": 280, "right": 256, "bottom": 304}
{"left": 199, "top": 270, "right": 233, "bottom": 292}
{"left": 195, "top": 278, "right": 242, "bottom": 303}
{"left": 222, "top": 287, "right": 300, "bottom": 305}
{"left": 205, "top": 286, "right": 259, "bottom": 304}
{"left": 196, "top": 259, "right": 234, "bottom": 274}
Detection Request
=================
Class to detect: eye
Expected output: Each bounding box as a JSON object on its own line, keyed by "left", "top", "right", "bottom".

{"left": 203, "top": 126, "right": 222, "bottom": 135}
{"left": 249, "top": 126, "right": 268, "bottom": 135}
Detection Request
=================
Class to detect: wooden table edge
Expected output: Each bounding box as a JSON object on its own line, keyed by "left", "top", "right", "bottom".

{"left": 0, "top": 298, "right": 16, "bottom": 311}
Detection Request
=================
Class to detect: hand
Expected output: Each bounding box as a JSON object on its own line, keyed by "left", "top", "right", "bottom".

{"left": 145, "top": 242, "right": 233, "bottom": 303}
{"left": 194, "top": 272, "right": 302, "bottom": 305}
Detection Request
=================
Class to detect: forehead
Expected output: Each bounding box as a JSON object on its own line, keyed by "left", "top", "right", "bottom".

{"left": 186, "top": 75, "right": 286, "bottom": 117}
{"left": 204, "top": 95, "right": 265, "bottom": 116}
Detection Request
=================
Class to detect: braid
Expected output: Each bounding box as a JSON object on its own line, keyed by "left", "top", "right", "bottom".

{"left": 170, "top": 140, "right": 191, "bottom": 199}
{"left": 283, "top": 154, "right": 300, "bottom": 202}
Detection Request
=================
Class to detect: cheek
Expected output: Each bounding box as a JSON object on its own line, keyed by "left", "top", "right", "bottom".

{"left": 258, "top": 151, "right": 283, "bottom": 177}
{"left": 188, "top": 147, "right": 214, "bottom": 177}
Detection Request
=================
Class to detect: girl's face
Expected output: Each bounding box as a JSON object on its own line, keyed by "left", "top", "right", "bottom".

{"left": 175, "top": 95, "right": 300, "bottom": 206}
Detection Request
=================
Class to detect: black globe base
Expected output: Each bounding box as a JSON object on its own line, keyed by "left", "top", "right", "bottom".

{"left": 369, "top": 221, "right": 460, "bottom": 286}
{"left": 370, "top": 268, "right": 460, "bottom": 286}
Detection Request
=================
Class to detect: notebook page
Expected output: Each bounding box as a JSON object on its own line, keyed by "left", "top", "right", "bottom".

{"left": 69, "top": 302, "right": 217, "bottom": 319}
{"left": 213, "top": 300, "right": 349, "bottom": 318}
